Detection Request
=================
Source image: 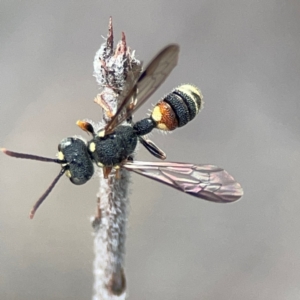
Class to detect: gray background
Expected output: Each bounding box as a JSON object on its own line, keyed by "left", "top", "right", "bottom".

{"left": 1, "top": 1, "right": 299, "bottom": 299}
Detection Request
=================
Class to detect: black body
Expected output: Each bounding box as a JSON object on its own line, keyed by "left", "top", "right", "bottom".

{"left": 172, "top": 89, "right": 201, "bottom": 123}
{"left": 133, "top": 118, "right": 156, "bottom": 136}
{"left": 88, "top": 125, "right": 138, "bottom": 167}
{"left": 58, "top": 137, "right": 94, "bottom": 185}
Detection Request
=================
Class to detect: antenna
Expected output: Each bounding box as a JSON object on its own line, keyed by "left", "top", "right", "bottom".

{"left": 1, "top": 148, "right": 64, "bottom": 163}
{"left": 29, "top": 170, "right": 65, "bottom": 219}
{"left": 1, "top": 148, "right": 66, "bottom": 218}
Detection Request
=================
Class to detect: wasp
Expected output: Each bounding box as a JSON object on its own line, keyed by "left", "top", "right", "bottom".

{"left": 1, "top": 44, "right": 243, "bottom": 219}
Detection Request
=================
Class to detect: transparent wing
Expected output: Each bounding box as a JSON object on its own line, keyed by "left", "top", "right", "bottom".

{"left": 123, "top": 161, "right": 243, "bottom": 202}
{"left": 105, "top": 44, "right": 180, "bottom": 134}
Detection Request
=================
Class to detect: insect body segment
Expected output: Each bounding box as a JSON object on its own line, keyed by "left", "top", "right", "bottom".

{"left": 134, "top": 84, "right": 203, "bottom": 134}
{"left": 88, "top": 125, "right": 138, "bottom": 168}
{"left": 154, "top": 84, "right": 203, "bottom": 130}
{"left": 58, "top": 137, "right": 94, "bottom": 185}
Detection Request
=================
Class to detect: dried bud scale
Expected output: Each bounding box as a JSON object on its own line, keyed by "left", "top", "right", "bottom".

{"left": 93, "top": 17, "right": 142, "bottom": 121}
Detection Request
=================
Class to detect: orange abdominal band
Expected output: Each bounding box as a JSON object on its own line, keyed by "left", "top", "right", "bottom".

{"left": 151, "top": 101, "right": 178, "bottom": 131}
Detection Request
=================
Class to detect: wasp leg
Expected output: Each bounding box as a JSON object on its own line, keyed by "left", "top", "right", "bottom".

{"left": 76, "top": 120, "right": 95, "bottom": 135}
{"left": 103, "top": 166, "right": 113, "bottom": 179}
{"left": 139, "top": 136, "right": 166, "bottom": 160}
{"left": 127, "top": 155, "right": 134, "bottom": 162}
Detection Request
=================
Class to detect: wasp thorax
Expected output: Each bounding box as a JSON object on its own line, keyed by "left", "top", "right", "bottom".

{"left": 88, "top": 125, "right": 138, "bottom": 168}
{"left": 58, "top": 137, "right": 94, "bottom": 185}
{"left": 151, "top": 84, "right": 203, "bottom": 131}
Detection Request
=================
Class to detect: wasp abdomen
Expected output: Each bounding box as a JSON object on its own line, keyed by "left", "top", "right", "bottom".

{"left": 151, "top": 84, "right": 203, "bottom": 131}
{"left": 133, "top": 118, "right": 156, "bottom": 136}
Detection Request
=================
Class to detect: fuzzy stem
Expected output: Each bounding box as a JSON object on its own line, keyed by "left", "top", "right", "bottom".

{"left": 92, "top": 168, "right": 130, "bottom": 299}
{"left": 91, "top": 17, "right": 142, "bottom": 299}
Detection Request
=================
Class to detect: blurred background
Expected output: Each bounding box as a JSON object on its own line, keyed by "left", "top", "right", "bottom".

{"left": 1, "top": 1, "right": 300, "bottom": 299}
